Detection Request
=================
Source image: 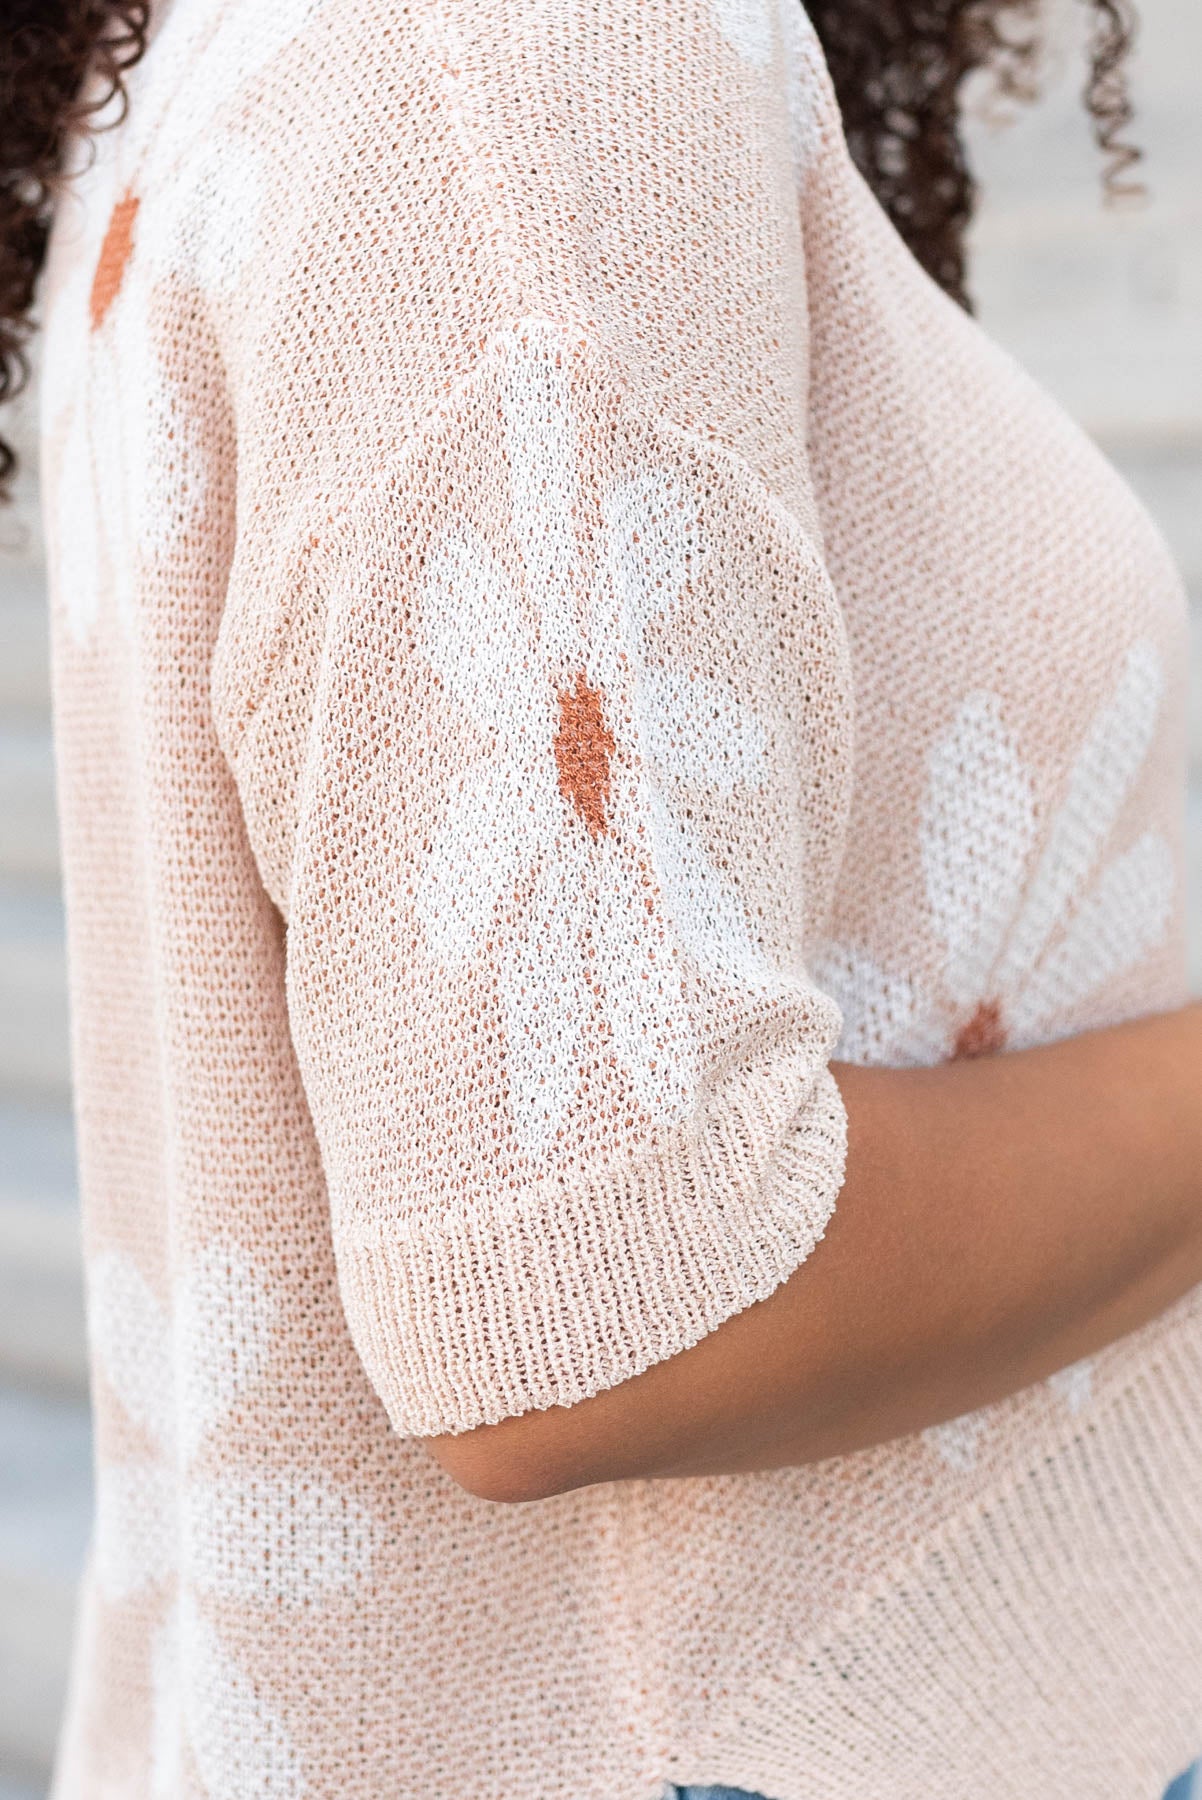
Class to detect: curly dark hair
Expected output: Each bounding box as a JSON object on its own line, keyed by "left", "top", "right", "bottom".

{"left": 0, "top": 0, "right": 1140, "bottom": 497}
{"left": 807, "top": 0, "right": 1142, "bottom": 301}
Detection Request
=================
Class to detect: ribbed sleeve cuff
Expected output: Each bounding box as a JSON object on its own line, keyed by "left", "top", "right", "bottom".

{"left": 334, "top": 1062, "right": 848, "bottom": 1438}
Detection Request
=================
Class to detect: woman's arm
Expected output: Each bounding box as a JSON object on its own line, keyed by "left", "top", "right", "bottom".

{"left": 427, "top": 1001, "right": 1202, "bottom": 1502}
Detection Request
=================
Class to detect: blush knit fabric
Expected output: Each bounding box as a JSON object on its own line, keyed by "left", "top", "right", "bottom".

{"left": 37, "top": 0, "right": 1201, "bottom": 1796}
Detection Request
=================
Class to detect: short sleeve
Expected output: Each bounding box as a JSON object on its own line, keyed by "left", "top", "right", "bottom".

{"left": 214, "top": 315, "right": 853, "bottom": 1436}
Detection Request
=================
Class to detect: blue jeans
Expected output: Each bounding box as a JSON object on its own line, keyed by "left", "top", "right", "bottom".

{"left": 675, "top": 1768, "right": 1201, "bottom": 1800}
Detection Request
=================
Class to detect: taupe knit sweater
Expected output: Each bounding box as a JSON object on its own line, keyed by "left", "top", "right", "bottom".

{"left": 39, "top": 0, "right": 1200, "bottom": 1795}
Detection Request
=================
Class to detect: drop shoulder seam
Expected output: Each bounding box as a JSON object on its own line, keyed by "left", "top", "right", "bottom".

{"left": 216, "top": 316, "right": 835, "bottom": 772}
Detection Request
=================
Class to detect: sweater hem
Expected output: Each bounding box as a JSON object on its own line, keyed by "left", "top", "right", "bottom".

{"left": 334, "top": 1061, "right": 848, "bottom": 1436}
{"left": 677, "top": 1310, "right": 1202, "bottom": 1800}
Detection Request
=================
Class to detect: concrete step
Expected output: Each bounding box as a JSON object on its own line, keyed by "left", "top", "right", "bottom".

{"left": 0, "top": 889, "right": 69, "bottom": 1103}
{"left": 0, "top": 1103, "right": 85, "bottom": 1399}
{"left": 966, "top": 0, "right": 1201, "bottom": 447}
{"left": 972, "top": 209, "right": 1202, "bottom": 446}
{"left": 0, "top": 727, "right": 59, "bottom": 887}
{"left": 0, "top": 568, "right": 51, "bottom": 719}
{"left": 0, "top": 1384, "right": 91, "bottom": 1788}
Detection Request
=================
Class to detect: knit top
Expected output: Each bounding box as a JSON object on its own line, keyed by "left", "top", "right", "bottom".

{"left": 38, "top": 0, "right": 1202, "bottom": 1796}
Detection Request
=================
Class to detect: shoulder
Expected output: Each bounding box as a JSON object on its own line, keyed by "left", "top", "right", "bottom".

{"left": 120, "top": 0, "right": 842, "bottom": 557}
{"left": 85, "top": 0, "right": 846, "bottom": 356}
{"left": 158, "top": 0, "right": 839, "bottom": 325}
{"left": 115, "top": 0, "right": 832, "bottom": 478}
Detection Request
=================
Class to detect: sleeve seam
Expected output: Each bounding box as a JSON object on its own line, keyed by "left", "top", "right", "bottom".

{"left": 217, "top": 0, "right": 593, "bottom": 768}
{"left": 218, "top": 318, "right": 835, "bottom": 776}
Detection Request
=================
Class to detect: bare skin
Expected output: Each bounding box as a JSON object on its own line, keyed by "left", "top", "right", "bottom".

{"left": 425, "top": 1001, "right": 1202, "bottom": 1503}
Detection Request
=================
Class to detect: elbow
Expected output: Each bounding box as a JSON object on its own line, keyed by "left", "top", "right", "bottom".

{"left": 416, "top": 1314, "right": 727, "bottom": 1500}
{"left": 421, "top": 1412, "right": 593, "bottom": 1505}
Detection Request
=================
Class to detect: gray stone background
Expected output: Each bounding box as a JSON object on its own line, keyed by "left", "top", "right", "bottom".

{"left": 0, "top": 3, "right": 1198, "bottom": 1792}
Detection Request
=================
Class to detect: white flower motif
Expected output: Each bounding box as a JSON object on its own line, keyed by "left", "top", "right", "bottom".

{"left": 923, "top": 1413, "right": 985, "bottom": 1474}
{"left": 712, "top": 0, "right": 778, "bottom": 67}
{"left": 815, "top": 640, "right": 1172, "bottom": 1066}
{"left": 46, "top": 80, "right": 266, "bottom": 647}
{"left": 89, "top": 1241, "right": 376, "bottom": 1799}
{"left": 127, "top": 0, "right": 329, "bottom": 177}
{"left": 413, "top": 321, "right": 789, "bottom": 1157}
{"left": 811, "top": 640, "right": 1175, "bottom": 1463}
{"left": 1047, "top": 1355, "right": 1096, "bottom": 1417}
{"left": 925, "top": 1349, "right": 1099, "bottom": 1475}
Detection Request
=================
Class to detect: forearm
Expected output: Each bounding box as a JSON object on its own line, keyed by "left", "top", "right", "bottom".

{"left": 679, "top": 1000, "right": 1202, "bottom": 1478}
{"left": 427, "top": 1002, "right": 1202, "bottom": 1500}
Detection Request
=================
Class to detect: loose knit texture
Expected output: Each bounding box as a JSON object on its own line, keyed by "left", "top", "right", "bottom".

{"left": 35, "top": 0, "right": 1200, "bottom": 1796}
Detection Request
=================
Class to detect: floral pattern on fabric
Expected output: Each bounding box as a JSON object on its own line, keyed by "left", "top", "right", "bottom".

{"left": 811, "top": 639, "right": 1175, "bottom": 1467}
{"left": 35, "top": 0, "right": 1198, "bottom": 1783}
{"left": 710, "top": 0, "right": 779, "bottom": 66}
{"left": 46, "top": 110, "right": 264, "bottom": 648}
{"left": 413, "top": 322, "right": 789, "bottom": 1156}
{"left": 89, "top": 1244, "right": 376, "bottom": 1798}
{"left": 815, "top": 638, "right": 1172, "bottom": 1071}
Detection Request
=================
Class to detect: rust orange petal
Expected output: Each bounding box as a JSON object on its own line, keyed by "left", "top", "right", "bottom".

{"left": 89, "top": 191, "right": 141, "bottom": 332}
{"left": 553, "top": 670, "right": 616, "bottom": 840}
